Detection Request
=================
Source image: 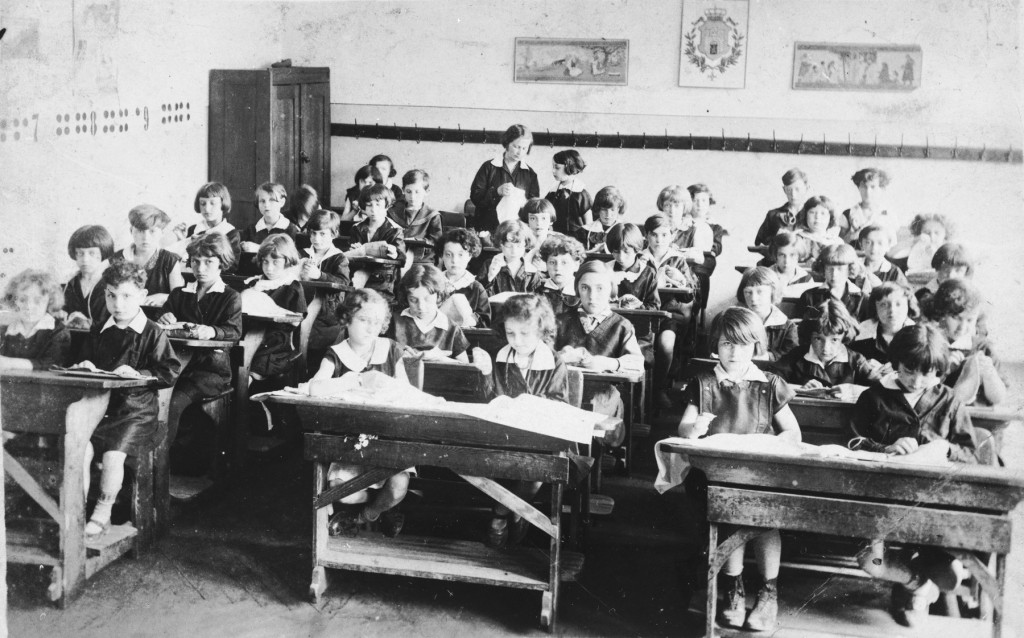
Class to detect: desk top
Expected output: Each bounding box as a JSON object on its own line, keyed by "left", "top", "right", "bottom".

{"left": 0, "top": 369, "right": 154, "bottom": 389}
{"left": 349, "top": 255, "right": 403, "bottom": 266}
{"left": 658, "top": 439, "right": 1024, "bottom": 513}
{"left": 243, "top": 312, "right": 303, "bottom": 325}
{"left": 297, "top": 279, "right": 355, "bottom": 293}
{"left": 612, "top": 307, "right": 672, "bottom": 320}
{"left": 69, "top": 327, "right": 237, "bottom": 349}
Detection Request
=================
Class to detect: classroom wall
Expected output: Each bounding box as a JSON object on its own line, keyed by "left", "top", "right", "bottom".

{"left": 279, "top": 0, "right": 1024, "bottom": 359}
{"left": 0, "top": 0, "right": 285, "bottom": 281}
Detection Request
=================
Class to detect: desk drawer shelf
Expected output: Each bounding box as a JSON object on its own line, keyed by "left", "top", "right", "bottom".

{"left": 320, "top": 533, "right": 582, "bottom": 590}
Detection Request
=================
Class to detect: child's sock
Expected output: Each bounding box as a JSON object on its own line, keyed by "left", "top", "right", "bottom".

{"left": 86, "top": 492, "right": 117, "bottom": 534}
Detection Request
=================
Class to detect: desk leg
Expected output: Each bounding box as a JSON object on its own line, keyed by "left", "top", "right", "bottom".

{"left": 59, "top": 390, "right": 110, "bottom": 608}
{"left": 706, "top": 523, "right": 718, "bottom": 638}
{"left": 994, "top": 553, "right": 1005, "bottom": 638}
{"left": 622, "top": 383, "right": 636, "bottom": 475}
{"left": 235, "top": 329, "right": 265, "bottom": 475}
{"left": 310, "top": 461, "right": 328, "bottom": 605}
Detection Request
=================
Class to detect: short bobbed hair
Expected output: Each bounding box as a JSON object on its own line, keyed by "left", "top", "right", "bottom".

{"left": 255, "top": 182, "right": 287, "bottom": 201}
{"left": 401, "top": 169, "right": 429, "bottom": 188}
{"left": 552, "top": 149, "right": 586, "bottom": 175}
{"left": 256, "top": 234, "right": 300, "bottom": 267}
{"left": 710, "top": 307, "right": 767, "bottom": 355}
{"left": 864, "top": 281, "right": 919, "bottom": 321}
{"left": 797, "top": 195, "right": 837, "bottom": 229}
{"left": 888, "top": 324, "right": 950, "bottom": 375}
{"left": 931, "top": 242, "right": 973, "bottom": 274}
{"left": 858, "top": 224, "right": 892, "bottom": 244}
{"left": 643, "top": 214, "right": 673, "bottom": 235}
{"left": 798, "top": 300, "right": 858, "bottom": 345}
{"left": 4, "top": 269, "right": 63, "bottom": 314}
{"left": 522, "top": 197, "right": 556, "bottom": 222}
{"left": 910, "top": 213, "right": 953, "bottom": 239}
{"left": 687, "top": 183, "right": 715, "bottom": 205}
{"left": 782, "top": 168, "right": 808, "bottom": 186}
{"left": 338, "top": 288, "right": 391, "bottom": 333}
{"left": 819, "top": 243, "right": 858, "bottom": 266}
{"left": 593, "top": 186, "right": 626, "bottom": 216}
{"left": 128, "top": 204, "right": 171, "bottom": 231}
{"left": 354, "top": 164, "right": 384, "bottom": 186}
{"left": 604, "top": 223, "right": 644, "bottom": 253}
{"left": 656, "top": 185, "right": 691, "bottom": 213}
{"left": 737, "top": 267, "right": 783, "bottom": 306}
{"left": 400, "top": 264, "right": 449, "bottom": 305}
{"left": 306, "top": 209, "right": 341, "bottom": 235}
{"left": 186, "top": 232, "right": 236, "bottom": 271}
{"left": 495, "top": 293, "right": 557, "bottom": 346}
{"left": 67, "top": 225, "right": 115, "bottom": 261}
{"left": 358, "top": 184, "right": 396, "bottom": 209}
{"left": 194, "top": 182, "right": 232, "bottom": 214}
{"left": 768, "top": 230, "right": 804, "bottom": 260}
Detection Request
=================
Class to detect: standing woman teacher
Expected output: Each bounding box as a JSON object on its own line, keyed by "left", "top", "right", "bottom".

{"left": 469, "top": 124, "right": 540, "bottom": 234}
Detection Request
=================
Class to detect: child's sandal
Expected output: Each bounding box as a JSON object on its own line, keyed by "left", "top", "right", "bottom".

{"left": 84, "top": 518, "right": 111, "bottom": 540}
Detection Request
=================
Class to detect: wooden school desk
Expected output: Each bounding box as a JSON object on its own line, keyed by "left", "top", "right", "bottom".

{"left": 1, "top": 369, "right": 155, "bottom": 607}
{"left": 657, "top": 441, "right": 1024, "bottom": 638}
{"left": 462, "top": 325, "right": 647, "bottom": 476}
{"left": 263, "top": 394, "right": 619, "bottom": 632}
{"left": 686, "top": 358, "right": 1021, "bottom": 448}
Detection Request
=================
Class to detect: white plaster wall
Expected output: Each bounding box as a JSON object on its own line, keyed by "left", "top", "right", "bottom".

{"left": 0, "top": 0, "right": 285, "bottom": 280}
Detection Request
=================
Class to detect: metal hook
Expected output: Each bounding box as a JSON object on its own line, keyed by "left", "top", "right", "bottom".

{"left": 375, "top": 123, "right": 380, "bottom": 140}
{"left": 414, "top": 123, "right": 421, "bottom": 144}
{"left": 952, "top": 138, "right": 958, "bottom": 160}
{"left": 617, "top": 132, "right": 623, "bottom": 149}
{"left": 822, "top": 133, "right": 827, "bottom": 155}
{"left": 594, "top": 131, "right": 600, "bottom": 149}
{"left": 354, "top": 119, "right": 359, "bottom": 140}
{"left": 438, "top": 126, "right": 444, "bottom": 143}
{"left": 571, "top": 130, "right": 576, "bottom": 147}
{"left": 642, "top": 132, "right": 647, "bottom": 150}
{"left": 924, "top": 136, "right": 929, "bottom": 159}
{"left": 689, "top": 133, "right": 694, "bottom": 150}
{"left": 772, "top": 130, "right": 777, "bottom": 153}
{"left": 979, "top": 144, "right": 986, "bottom": 161}
{"left": 873, "top": 135, "right": 878, "bottom": 157}
{"left": 458, "top": 124, "right": 465, "bottom": 145}
{"left": 547, "top": 128, "right": 553, "bottom": 148}
{"left": 666, "top": 129, "right": 671, "bottom": 151}
{"left": 1007, "top": 145, "right": 1013, "bottom": 163}
{"left": 898, "top": 134, "right": 904, "bottom": 158}
{"left": 482, "top": 127, "right": 487, "bottom": 145}
{"left": 721, "top": 128, "right": 726, "bottom": 151}
{"left": 395, "top": 123, "right": 402, "bottom": 143}
{"left": 745, "top": 133, "right": 752, "bottom": 152}
{"left": 848, "top": 133, "right": 852, "bottom": 156}
{"left": 797, "top": 134, "right": 804, "bottom": 154}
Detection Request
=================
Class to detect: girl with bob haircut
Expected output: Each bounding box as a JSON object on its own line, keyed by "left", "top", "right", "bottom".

{"left": 480, "top": 219, "right": 542, "bottom": 295}
{"left": 65, "top": 224, "right": 116, "bottom": 328}
{"left": 113, "top": 204, "right": 186, "bottom": 305}
{"left": 342, "top": 164, "right": 385, "bottom": 221}
{"left": 759, "top": 230, "right": 812, "bottom": 288}
{"left": 471, "top": 292, "right": 568, "bottom": 549}
{"left": 546, "top": 149, "right": 592, "bottom": 236}
{"left": 369, "top": 153, "right": 404, "bottom": 205}
{"left": 797, "top": 242, "right": 865, "bottom": 320}
{"left": 0, "top": 269, "right": 70, "bottom": 371}
{"left": 850, "top": 322, "right": 977, "bottom": 627}
{"left": 850, "top": 281, "right": 917, "bottom": 366}
{"left": 678, "top": 305, "right": 799, "bottom": 632}
{"left": 772, "top": 300, "right": 880, "bottom": 388}
{"left": 735, "top": 266, "right": 798, "bottom": 361}
{"left": 247, "top": 234, "right": 306, "bottom": 383}
{"left": 579, "top": 185, "right": 627, "bottom": 252}
{"left": 794, "top": 195, "right": 842, "bottom": 269}
{"left": 392, "top": 263, "right": 470, "bottom": 363}
{"left": 840, "top": 168, "right": 896, "bottom": 247}
{"left": 469, "top": 124, "right": 540, "bottom": 233}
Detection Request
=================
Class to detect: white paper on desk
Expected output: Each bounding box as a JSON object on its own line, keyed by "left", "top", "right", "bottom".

{"left": 488, "top": 291, "right": 517, "bottom": 305}
{"left": 302, "top": 370, "right": 445, "bottom": 407}
{"left": 654, "top": 434, "right": 803, "bottom": 493}
{"left": 240, "top": 288, "right": 301, "bottom": 318}
{"left": 495, "top": 188, "right": 527, "bottom": 224}
{"left": 447, "top": 394, "right": 601, "bottom": 445}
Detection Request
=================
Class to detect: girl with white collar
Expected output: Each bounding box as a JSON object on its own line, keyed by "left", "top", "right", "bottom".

{"left": 0, "top": 270, "right": 70, "bottom": 371}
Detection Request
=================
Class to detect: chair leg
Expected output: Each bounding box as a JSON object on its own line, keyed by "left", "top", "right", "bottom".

{"left": 131, "top": 450, "right": 155, "bottom": 556}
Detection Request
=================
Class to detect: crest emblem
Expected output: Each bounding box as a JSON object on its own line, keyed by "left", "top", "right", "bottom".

{"left": 684, "top": 7, "right": 744, "bottom": 80}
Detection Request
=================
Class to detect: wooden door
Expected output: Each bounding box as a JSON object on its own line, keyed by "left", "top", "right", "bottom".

{"left": 272, "top": 82, "right": 300, "bottom": 201}
{"left": 300, "top": 81, "right": 331, "bottom": 206}
{"left": 209, "top": 71, "right": 271, "bottom": 229}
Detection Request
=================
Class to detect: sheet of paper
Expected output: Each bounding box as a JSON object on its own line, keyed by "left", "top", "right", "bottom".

{"left": 240, "top": 288, "right": 302, "bottom": 318}
{"left": 446, "top": 394, "right": 603, "bottom": 444}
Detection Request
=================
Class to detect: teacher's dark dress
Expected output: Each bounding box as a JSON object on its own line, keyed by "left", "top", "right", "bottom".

{"left": 469, "top": 157, "right": 539, "bottom": 233}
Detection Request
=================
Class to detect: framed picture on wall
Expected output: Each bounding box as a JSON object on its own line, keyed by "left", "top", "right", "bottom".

{"left": 678, "top": 0, "right": 749, "bottom": 89}
{"left": 513, "top": 38, "right": 628, "bottom": 86}
{"left": 792, "top": 42, "right": 922, "bottom": 91}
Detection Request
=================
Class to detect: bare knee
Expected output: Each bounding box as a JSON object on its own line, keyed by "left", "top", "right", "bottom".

{"left": 387, "top": 471, "right": 410, "bottom": 495}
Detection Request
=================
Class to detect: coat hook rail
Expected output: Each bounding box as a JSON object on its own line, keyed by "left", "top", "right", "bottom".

{"left": 329, "top": 122, "right": 1022, "bottom": 164}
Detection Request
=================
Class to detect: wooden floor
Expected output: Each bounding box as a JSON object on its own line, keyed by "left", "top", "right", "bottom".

{"left": 8, "top": 375, "right": 1024, "bottom": 638}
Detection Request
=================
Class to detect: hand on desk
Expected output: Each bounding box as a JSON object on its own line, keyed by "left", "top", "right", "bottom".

{"left": 617, "top": 294, "right": 642, "bottom": 310}
{"left": 75, "top": 360, "right": 98, "bottom": 371}
{"left": 884, "top": 437, "right": 920, "bottom": 455}
{"left": 158, "top": 312, "right": 178, "bottom": 325}
{"left": 144, "top": 293, "right": 169, "bottom": 307}
{"left": 240, "top": 241, "right": 260, "bottom": 253}
{"left": 470, "top": 347, "right": 492, "bottom": 376}
{"left": 191, "top": 325, "right": 216, "bottom": 340}
{"left": 802, "top": 379, "right": 825, "bottom": 390}
{"left": 112, "top": 364, "right": 142, "bottom": 378}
